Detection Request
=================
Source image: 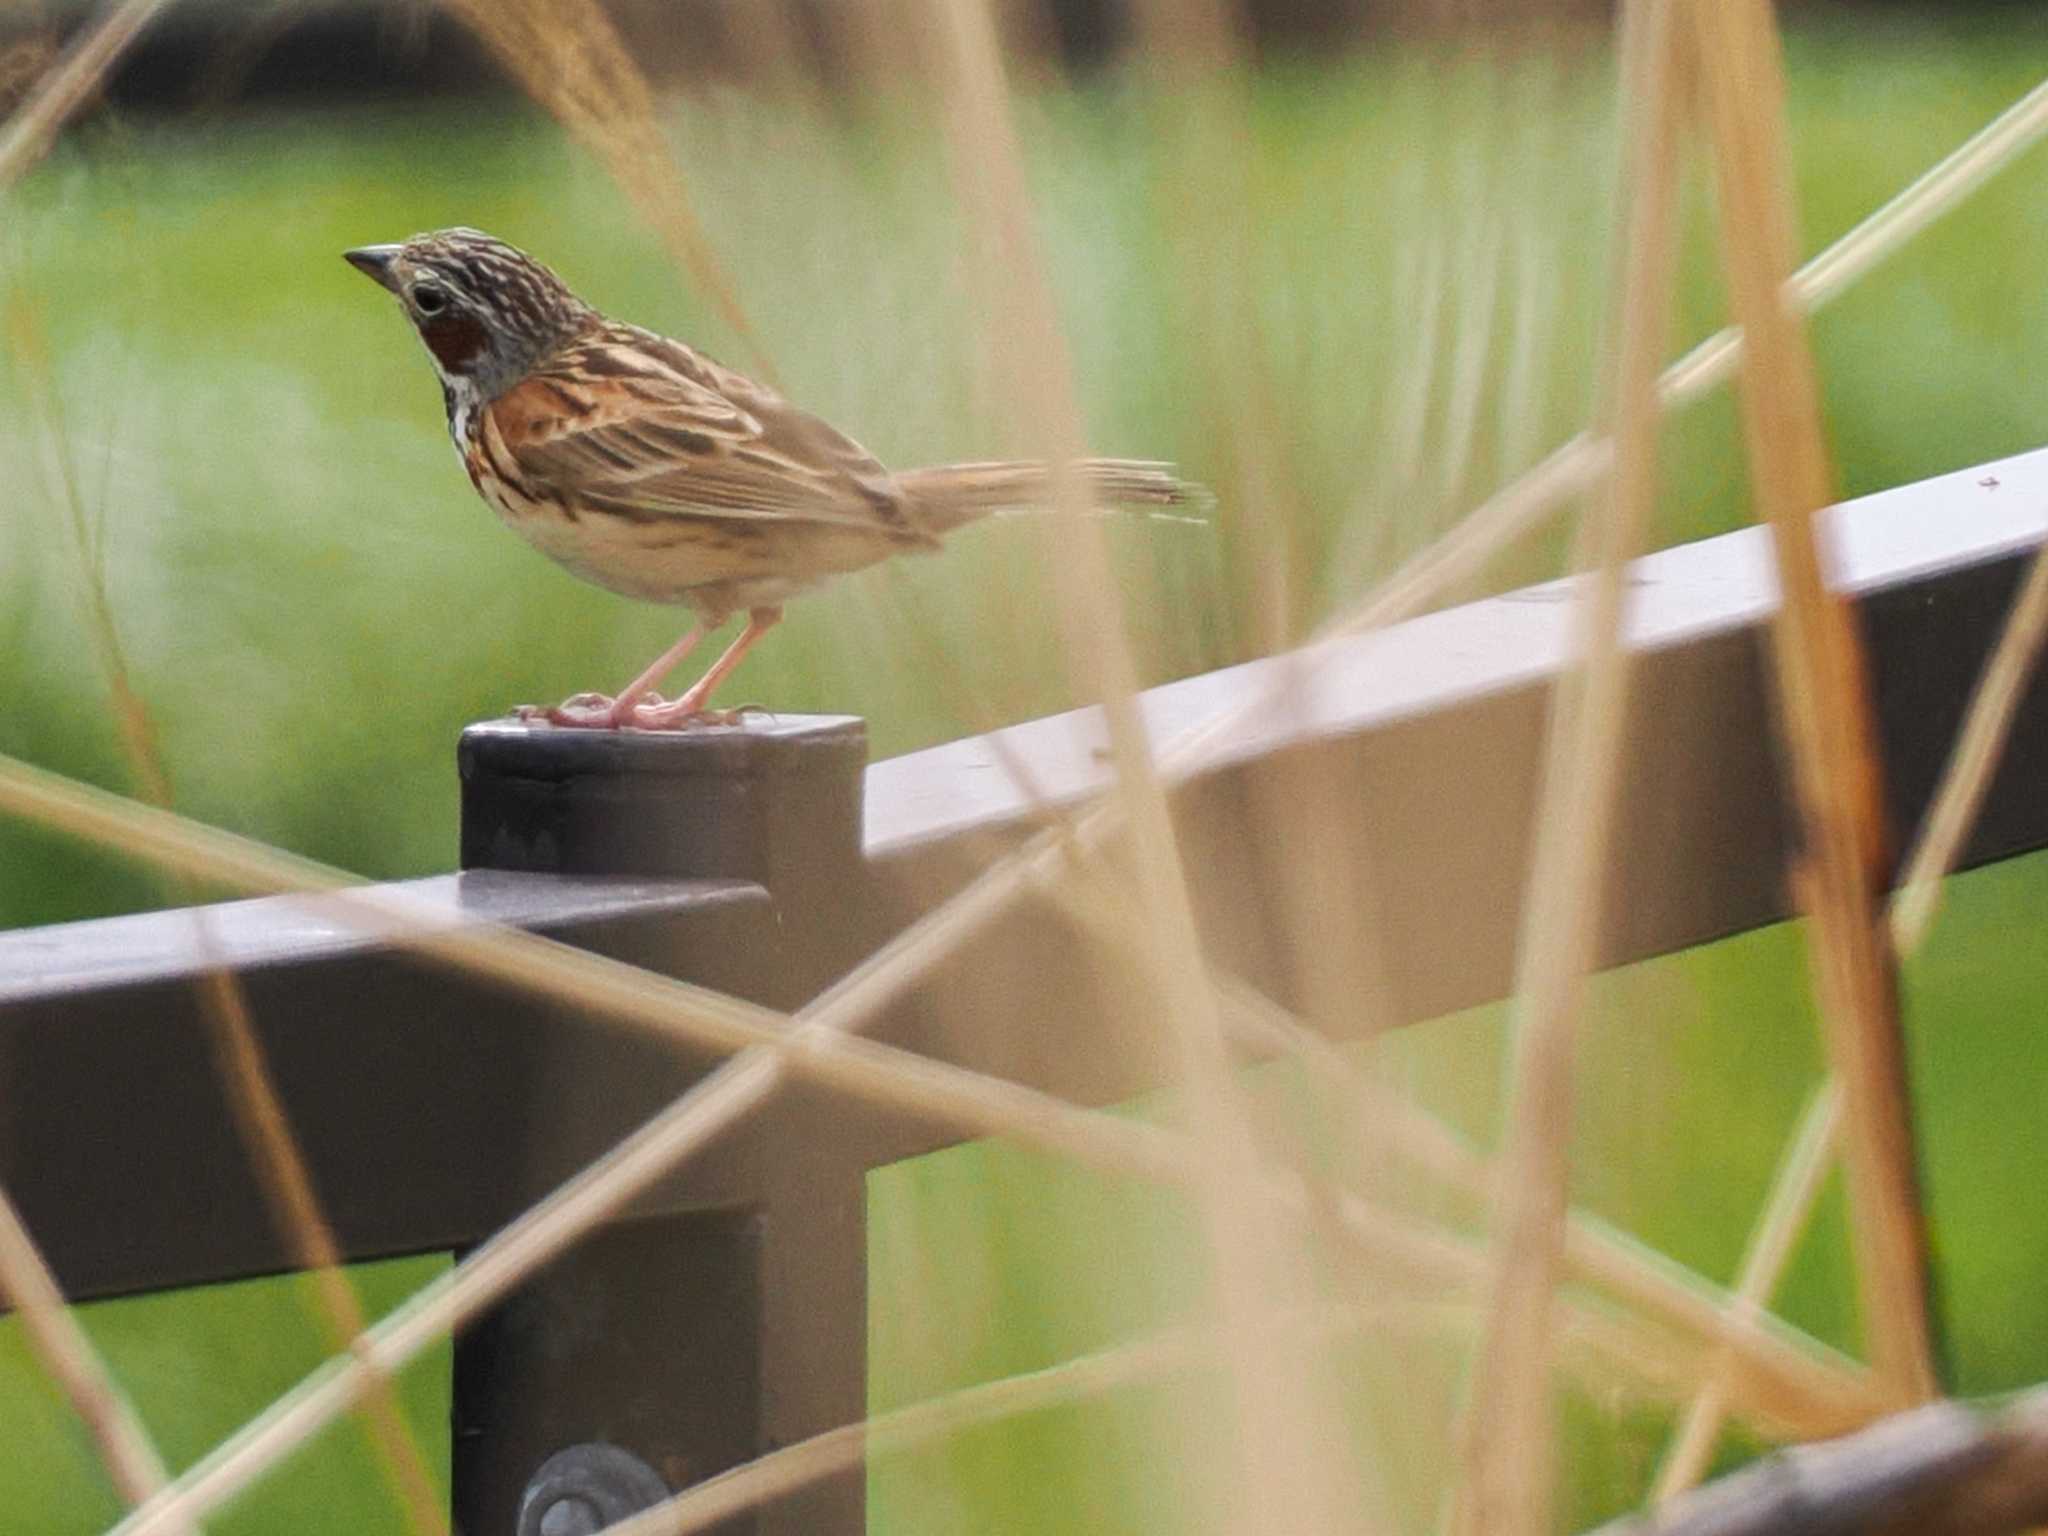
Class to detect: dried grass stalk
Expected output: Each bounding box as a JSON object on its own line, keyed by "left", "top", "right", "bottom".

{"left": 440, "top": 0, "right": 776, "bottom": 381}
{"left": 1653, "top": 1082, "right": 1844, "bottom": 1500}
{"left": 190, "top": 957, "right": 450, "bottom": 1536}
{"left": 1691, "top": 0, "right": 1937, "bottom": 1405}
{"left": 1656, "top": 502, "right": 2048, "bottom": 1494}
{"left": 599, "top": 1290, "right": 1854, "bottom": 1536}
{"left": 0, "top": 1188, "right": 176, "bottom": 1520}
{"left": 0, "top": 747, "right": 1872, "bottom": 1534}
{"left": 14, "top": 21, "right": 2047, "bottom": 1528}
{"left": 1451, "top": 4, "right": 1690, "bottom": 1530}
{"left": 928, "top": 4, "right": 1375, "bottom": 1530}
{"left": 15, "top": 294, "right": 447, "bottom": 1536}
{"left": 1126, "top": 0, "right": 1305, "bottom": 651}
{"left": 1336, "top": 67, "right": 2048, "bottom": 650}
{"left": 1891, "top": 542, "right": 2048, "bottom": 952}
{"left": 1215, "top": 973, "right": 1878, "bottom": 1438}
{"left": 0, "top": 0, "right": 163, "bottom": 190}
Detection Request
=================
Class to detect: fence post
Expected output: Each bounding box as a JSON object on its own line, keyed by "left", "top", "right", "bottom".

{"left": 451, "top": 713, "right": 870, "bottom": 1536}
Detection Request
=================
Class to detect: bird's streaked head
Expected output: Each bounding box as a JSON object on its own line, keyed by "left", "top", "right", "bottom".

{"left": 345, "top": 228, "right": 595, "bottom": 402}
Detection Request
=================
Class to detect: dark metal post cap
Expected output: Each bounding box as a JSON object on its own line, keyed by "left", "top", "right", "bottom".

{"left": 459, "top": 713, "right": 867, "bottom": 784}
{"left": 458, "top": 714, "right": 868, "bottom": 884}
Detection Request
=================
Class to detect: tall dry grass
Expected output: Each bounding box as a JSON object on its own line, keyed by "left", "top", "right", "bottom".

{"left": 6, "top": 2, "right": 2048, "bottom": 1534}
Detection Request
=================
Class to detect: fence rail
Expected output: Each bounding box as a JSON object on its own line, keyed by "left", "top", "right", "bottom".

{"left": 6, "top": 445, "right": 2048, "bottom": 1532}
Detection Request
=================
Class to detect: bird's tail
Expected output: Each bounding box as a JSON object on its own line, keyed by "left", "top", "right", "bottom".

{"left": 896, "top": 458, "right": 1209, "bottom": 536}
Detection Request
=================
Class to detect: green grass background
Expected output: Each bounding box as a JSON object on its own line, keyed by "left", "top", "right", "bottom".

{"left": 4, "top": 16, "right": 2048, "bottom": 1532}
{"left": 873, "top": 853, "right": 2048, "bottom": 1532}
{"left": 0, "top": 1256, "right": 450, "bottom": 1532}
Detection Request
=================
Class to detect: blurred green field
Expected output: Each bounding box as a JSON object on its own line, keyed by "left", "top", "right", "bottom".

{"left": 0, "top": 1256, "right": 450, "bottom": 1533}
{"left": 5, "top": 16, "right": 2048, "bottom": 1534}
{"left": 874, "top": 851, "right": 2048, "bottom": 1532}
{"left": 9, "top": 21, "right": 2048, "bottom": 921}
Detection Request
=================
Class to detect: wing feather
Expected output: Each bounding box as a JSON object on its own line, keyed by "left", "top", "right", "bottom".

{"left": 490, "top": 326, "right": 929, "bottom": 541}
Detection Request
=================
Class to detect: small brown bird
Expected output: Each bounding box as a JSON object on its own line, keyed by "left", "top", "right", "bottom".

{"left": 345, "top": 227, "right": 1195, "bottom": 729}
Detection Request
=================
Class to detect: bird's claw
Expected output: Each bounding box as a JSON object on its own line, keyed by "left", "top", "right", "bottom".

{"left": 511, "top": 693, "right": 774, "bottom": 731}
{"left": 617, "top": 698, "right": 761, "bottom": 731}
{"left": 512, "top": 691, "right": 632, "bottom": 728}
{"left": 699, "top": 702, "right": 776, "bottom": 726}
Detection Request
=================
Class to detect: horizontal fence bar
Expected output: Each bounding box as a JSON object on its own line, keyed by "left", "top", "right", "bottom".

{"left": 0, "top": 872, "right": 767, "bottom": 1005}
{"left": 866, "top": 445, "right": 2048, "bottom": 1041}
{"left": 2, "top": 446, "right": 2046, "bottom": 1302}
{"left": 0, "top": 873, "right": 775, "bottom": 1301}
{"left": 868, "top": 448, "right": 2048, "bottom": 862}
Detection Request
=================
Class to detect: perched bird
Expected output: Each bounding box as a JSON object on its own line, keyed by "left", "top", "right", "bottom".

{"left": 345, "top": 227, "right": 1195, "bottom": 729}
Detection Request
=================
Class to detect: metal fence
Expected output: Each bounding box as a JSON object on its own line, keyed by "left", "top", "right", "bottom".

{"left": 5, "top": 443, "right": 2048, "bottom": 1533}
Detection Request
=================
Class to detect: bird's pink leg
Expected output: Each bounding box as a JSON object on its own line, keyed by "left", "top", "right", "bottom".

{"left": 515, "top": 624, "right": 704, "bottom": 728}
{"left": 626, "top": 607, "right": 782, "bottom": 730}
{"left": 606, "top": 625, "right": 707, "bottom": 723}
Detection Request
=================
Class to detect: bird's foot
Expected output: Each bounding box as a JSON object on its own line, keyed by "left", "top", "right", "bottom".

{"left": 512, "top": 691, "right": 639, "bottom": 729}
{"left": 617, "top": 696, "right": 773, "bottom": 731}
{"left": 512, "top": 691, "right": 774, "bottom": 730}
{"left": 509, "top": 696, "right": 770, "bottom": 729}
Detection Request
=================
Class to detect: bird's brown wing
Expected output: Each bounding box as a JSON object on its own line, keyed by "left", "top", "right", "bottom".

{"left": 489, "top": 326, "right": 932, "bottom": 542}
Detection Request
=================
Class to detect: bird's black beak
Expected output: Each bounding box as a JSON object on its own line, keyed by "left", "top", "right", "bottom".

{"left": 344, "top": 244, "right": 403, "bottom": 293}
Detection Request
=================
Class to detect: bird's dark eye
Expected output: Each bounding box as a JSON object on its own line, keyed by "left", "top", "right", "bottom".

{"left": 414, "top": 285, "right": 448, "bottom": 316}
